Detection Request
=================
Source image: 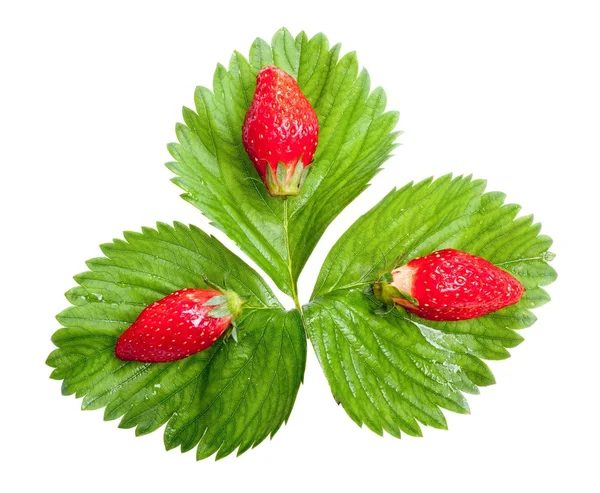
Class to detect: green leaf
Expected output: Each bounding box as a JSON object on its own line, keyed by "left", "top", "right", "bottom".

{"left": 305, "top": 290, "right": 486, "bottom": 437}
{"left": 46, "top": 222, "right": 306, "bottom": 460}
{"left": 305, "top": 175, "right": 556, "bottom": 436}
{"left": 167, "top": 28, "right": 399, "bottom": 298}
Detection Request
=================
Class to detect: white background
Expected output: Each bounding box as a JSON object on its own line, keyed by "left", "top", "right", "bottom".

{"left": 1, "top": 1, "right": 598, "bottom": 491}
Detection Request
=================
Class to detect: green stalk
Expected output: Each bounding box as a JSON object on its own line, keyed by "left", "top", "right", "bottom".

{"left": 283, "top": 199, "right": 308, "bottom": 336}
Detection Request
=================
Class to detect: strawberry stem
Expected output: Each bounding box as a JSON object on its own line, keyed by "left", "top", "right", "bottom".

{"left": 283, "top": 198, "right": 308, "bottom": 337}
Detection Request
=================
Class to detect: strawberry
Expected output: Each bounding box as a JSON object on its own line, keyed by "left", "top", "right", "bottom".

{"left": 373, "top": 249, "right": 524, "bottom": 321}
{"left": 242, "top": 65, "right": 319, "bottom": 196}
{"left": 115, "top": 288, "right": 243, "bottom": 363}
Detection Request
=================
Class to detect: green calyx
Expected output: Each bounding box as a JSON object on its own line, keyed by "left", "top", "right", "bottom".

{"left": 265, "top": 160, "right": 310, "bottom": 197}
{"left": 372, "top": 281, "right": 400, "bottom": 306}
{"left": 368, "top": 278, "right": 418, "bottom": 316}
{"left": 204, "top": 290, "right": 245, "bottom": 320}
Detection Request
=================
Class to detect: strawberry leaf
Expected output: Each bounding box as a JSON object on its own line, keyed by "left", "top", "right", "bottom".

{"left": 305, "top": 175, "right": 556, "bottom": 436}
{"left": 167, "top": 28, "right": 398, "bottom": 298}
{"left": 46, "top": 222, "right": 306, "bottom": 460}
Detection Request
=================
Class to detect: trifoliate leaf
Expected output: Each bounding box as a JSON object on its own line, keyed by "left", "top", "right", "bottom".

{"left": 46, "top": 222, "right": 306, "bottom": 460}
{"left": 305, "top": 175, "right": 556, "bottom": 436}
{"left": 167, "top": 28, "right": 398, "bottom": 298}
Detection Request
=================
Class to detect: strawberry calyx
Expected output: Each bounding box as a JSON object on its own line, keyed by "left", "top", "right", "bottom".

{"left": 201, "top": 283, "right": 246, "bottom": 342}
{"left": 371, "top": 277, "right": 419, "bottom": 315}
{"left": 203, "top": 289, "right": 245, "bottom": 320}
{"left": 265, "top": 159, "right": 310, "bottom": 197}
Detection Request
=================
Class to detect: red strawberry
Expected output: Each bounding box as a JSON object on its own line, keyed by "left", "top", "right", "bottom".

{"left": 242, "top": 65, "right": 319, "bottom": 196}
{"left": 374, "top": 249, "right": 524, "bottom": 321}
{"left": 115, "top": 288, "right": 243, "bottom": 363}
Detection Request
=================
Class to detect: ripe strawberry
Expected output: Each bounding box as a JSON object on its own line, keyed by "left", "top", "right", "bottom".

{"left": 242, "top": 65, "right": 319, "bottom": 196}
{"left": 115, "top": 288, "right": 243, "bottom": 363}
{"left": 374, "top": 249, "right": 524, "bottom": 321}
